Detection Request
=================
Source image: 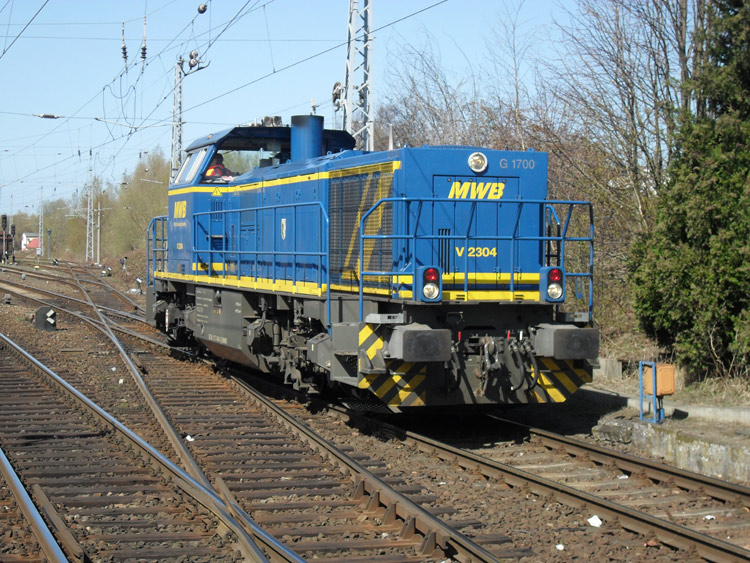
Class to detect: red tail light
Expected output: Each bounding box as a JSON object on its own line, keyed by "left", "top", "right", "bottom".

{"left": 548, "top": 268, "right": 562, "bottom": 283}
{"left": 424, "top": 267, "right": 439, "bottom": 283}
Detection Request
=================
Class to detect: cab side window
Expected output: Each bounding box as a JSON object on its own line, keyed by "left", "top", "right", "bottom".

{"left": 175, "top": 148, "right": 209, "bottom": 185}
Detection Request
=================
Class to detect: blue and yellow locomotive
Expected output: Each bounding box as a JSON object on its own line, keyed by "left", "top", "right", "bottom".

{"left": 146, "top": 115, "right": 598, "bottom": 412}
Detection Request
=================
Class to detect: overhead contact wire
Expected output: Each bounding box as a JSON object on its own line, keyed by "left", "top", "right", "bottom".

{"left": 0, "top": 0, "right": 49, "bottom": 62}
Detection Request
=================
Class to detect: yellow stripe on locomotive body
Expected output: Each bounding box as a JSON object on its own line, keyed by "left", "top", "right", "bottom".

{"left": 154, "top": 270, "right": 328, "bottom": 296}
{"left": 168, "top": 162, "right": 402, "bottom": 196}
{"left": 156, "top": 269, "right": 541, "bottom": 302}
{"left": 148, "top": 116, "right": 598, "bottom": 413}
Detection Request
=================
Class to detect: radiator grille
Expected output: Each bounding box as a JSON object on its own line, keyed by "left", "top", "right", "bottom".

{"left": 438, "top": 228, "right": 452, "bottom": 272}
{"left": 329, "top": 165, "right": 394, "bottom": 290}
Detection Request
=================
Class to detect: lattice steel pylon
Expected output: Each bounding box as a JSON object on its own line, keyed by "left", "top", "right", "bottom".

{"left": 85, "top": 184, "right": 94, "bottom": 263}
{"left": 333, "top": 0, "right": 373, "bottom": 151}
{"left": 170, "top": 58, "right": 185, "bottom": 184}
{"left": 171, "top": 53, "right": 208, "bottom": 183}
{"left": 38, "top": 187, "right": 43, "bottom": 258}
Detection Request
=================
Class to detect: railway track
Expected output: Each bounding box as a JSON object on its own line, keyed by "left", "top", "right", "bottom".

{"left": 320, "top": 409, "right": 750, "bottom": 562}
{"left": 0, "top": 333, "right": 264, "bottom": 561}
{"left": 1, "top": 445, "right": 65, "bottom": 561}
{"left": 2, "top": 266, "right": 506, "bottom": 560}
{"left": 120, "top": 347, "right": 506, "bottom": 561}
{"left": 484, "top": 420, "right": 750, "bottom": 557}
{"left": 1, "top": 268, "right": 304, "bottom": 561}
{"left": 4, "top": 261, "right": 749, "bottom": 560}
{"left": 67, "top": 263, "right": 145, "bottom": 314}
{"left": 0, "top": 266, "right": 165, "bottom": 346}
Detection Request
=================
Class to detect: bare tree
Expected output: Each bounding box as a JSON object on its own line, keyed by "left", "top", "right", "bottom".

{"left": 486, "top": 0, "right": 536, "bottom": 150}
{"left": 376, "top": 34, "right": 494, "bottom": 149}
{"left": 541, "top": 0, "right": 708, "bottom": 229}
{"left": 374, "top": 1, "right": 710, "bottom": 350}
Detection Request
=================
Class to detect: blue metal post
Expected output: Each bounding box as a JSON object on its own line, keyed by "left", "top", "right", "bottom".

{"left": 639, "top": 361, "right": 664, "bottom": 424}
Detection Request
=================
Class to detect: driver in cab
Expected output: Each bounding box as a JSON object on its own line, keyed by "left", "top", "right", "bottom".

{"left": 204, "top": 153, "right": 236, "bottom": 181}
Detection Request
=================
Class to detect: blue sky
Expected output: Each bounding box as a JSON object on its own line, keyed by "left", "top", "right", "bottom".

{"left": 0, "top": 0, "right": 566, "bottom": 216}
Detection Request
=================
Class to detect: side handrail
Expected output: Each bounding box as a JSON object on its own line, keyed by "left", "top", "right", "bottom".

{"left": 146, "top": 215, "right": 168, "bottom": 290}
{"left": 545, "top": 205, "right": 562, "bottom": 266}
{"left": 193, "top": 201, "right": 333, "bottom": 332}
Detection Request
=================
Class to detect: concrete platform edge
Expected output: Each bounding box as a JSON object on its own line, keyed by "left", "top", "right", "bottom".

{"left": 579, "top": 388, "right": 750, "bottom": 483}
{"left": 579, "top": 388, "right": 750, "bottom": 426}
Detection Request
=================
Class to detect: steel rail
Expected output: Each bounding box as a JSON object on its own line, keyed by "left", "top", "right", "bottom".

{"left": 3, "top": 273, "right": 297, "bottom": 561}
{"left": 66, "top": 266, "right": 213, "bottom": 487}
{"left": 0, "top": 275, "right": 147, "bottom": 323}
{"left": 0, "top": 263, "right": 83, "bottom": 290}
{"left": 494, "top": 418, "right": 750, "bottom": 507}
{"left": 358, "top": 414, "right": 750, "bottom": 562}
{"left": 98, "top": 305, "right": 147, "bottom": 324}
{"left": 231, "top": 375, "right": 502, "bottom": 563}
{"left": 64, "top": 267, "right": 305, "bottom": 563}
{"left": 66, "top": 264, "right": 145, "bottom": 313}
{"left": 3, "top": 272, "right": 303, "bottom": 562}
{"left": 0, "top": 331, "right": 271, "bottom": 562}
{"left": 2, "top": 262, "right": 143, "bottom": 314}
{"left": 0, "top": 276, "right": 90, "bottom": 307}
{"left": 0, "top": 445, "right": 68, "bottom": 562}
{"left": 0, "top": 281, "right": 162, "bottom": 347}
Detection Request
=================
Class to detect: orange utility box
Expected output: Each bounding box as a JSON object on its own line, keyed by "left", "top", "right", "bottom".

{"left": 643, "top": 363, "right": 675, "bottom": 396}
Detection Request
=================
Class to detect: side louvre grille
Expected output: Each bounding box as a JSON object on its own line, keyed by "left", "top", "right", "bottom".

{"left": 329, "top": 165, "right": 394, "bottom": 290}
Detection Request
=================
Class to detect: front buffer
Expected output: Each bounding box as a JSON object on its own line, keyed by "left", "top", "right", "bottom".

{"left": 309, "top": 316, "right": 598, "bottom": 412}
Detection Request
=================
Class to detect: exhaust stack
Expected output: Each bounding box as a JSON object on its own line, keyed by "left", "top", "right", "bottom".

{"left": 291, "top": 115, "right": 324, "bottom": 162}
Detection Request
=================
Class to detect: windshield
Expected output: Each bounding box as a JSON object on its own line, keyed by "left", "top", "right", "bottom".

{"left": 201, "top": 141, "right": 290, "bottom": 184}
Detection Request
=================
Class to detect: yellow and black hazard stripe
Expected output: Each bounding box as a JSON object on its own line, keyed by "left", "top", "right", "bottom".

{"left": 358, "top": 362, "right": 428, "bottom": 407}
{"left": 358, "top": 323, "right": 384, "bottom": 369}
{"left": 530, "top": 358, "right": 593, "bottom": 403}
{"left": 357, "top": 324, "right": 429, "bottom": 408}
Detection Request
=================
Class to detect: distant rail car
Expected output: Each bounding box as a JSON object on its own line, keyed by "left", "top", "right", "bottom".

{"left": 146, "top": 115, "right": 598, "bottom": 412}
{"left": 1, "top": 215, "right": 14, "bottom": 262}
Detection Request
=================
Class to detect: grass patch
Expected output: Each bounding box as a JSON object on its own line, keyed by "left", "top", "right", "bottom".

{"left": 673, "top": 375, "right": 750, "bottom": 407}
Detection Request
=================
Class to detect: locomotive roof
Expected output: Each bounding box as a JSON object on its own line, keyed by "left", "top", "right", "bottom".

{"left": 184, "top": 125, "right": 356, "bottom": 153}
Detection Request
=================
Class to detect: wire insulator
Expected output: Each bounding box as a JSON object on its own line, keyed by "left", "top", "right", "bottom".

{"left": 121, "top": 22, "right": 127, "bottom": 63}
{"left": 141, "top": 15, "right": 147, "bottom": 62}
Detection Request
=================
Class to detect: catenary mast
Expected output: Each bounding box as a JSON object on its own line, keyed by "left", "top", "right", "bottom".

{"left": 333, "top": 0, "right": 373, "bottom": 151}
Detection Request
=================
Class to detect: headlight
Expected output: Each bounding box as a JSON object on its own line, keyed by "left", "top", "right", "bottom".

{"left": 468, "top": 152, "right": 488, "bottom": 173}
{"left": 423, "top": 283, "right": 440, "bottom": 300}
{"left": 547, "top": 283, "right": 563, "bottom": 300}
